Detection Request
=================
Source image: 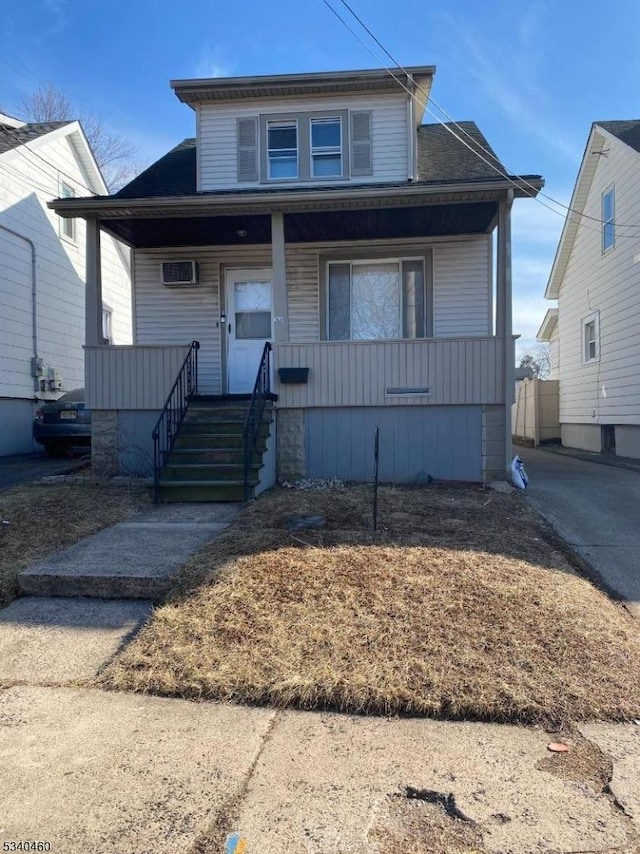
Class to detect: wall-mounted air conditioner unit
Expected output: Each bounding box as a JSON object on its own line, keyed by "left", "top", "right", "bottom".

{"left": 161, "top": 260, "right": 199, "bottom": 287}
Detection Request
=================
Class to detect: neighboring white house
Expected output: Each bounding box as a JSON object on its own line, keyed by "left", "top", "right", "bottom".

{"left": 545, "top": 120, "right": 640, "bottom": 458}
{"left": 50, "top": 66, "right": 543, "bottom": 498}
{"left": 0, "top": 113, "right": 132, "bottom": 456}
{"left": 536, "top": 308, "right": 559, "bottom": 379}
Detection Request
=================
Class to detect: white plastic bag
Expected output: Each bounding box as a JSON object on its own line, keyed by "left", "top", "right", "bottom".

{"left": 511, "top": 455, "right": 529, "bottom": 489}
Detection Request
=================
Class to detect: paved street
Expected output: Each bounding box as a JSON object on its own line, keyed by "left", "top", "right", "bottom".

{"left": 521, "top": 446, "right": 640, "bottom": 616}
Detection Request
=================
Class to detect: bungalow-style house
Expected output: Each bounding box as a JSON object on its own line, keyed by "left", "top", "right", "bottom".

{"left": 50, "top": 66, "right": 543, "bottom": 500}
{"left": 0, "top": 113, "right": 132, "bottom": 456}
{"left": 545, "top": 120, "right": 640, "bottom": 458}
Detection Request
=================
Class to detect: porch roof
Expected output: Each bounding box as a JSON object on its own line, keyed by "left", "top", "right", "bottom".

{"left": 85, "top": 202, "right": 499, "bottom": 248}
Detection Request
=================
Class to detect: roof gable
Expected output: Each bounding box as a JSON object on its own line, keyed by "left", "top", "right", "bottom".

{"left": 0, "top": 119, "right": 109, "bottom": 195}
{"left": 0, "top": 120, "right": 70, "bottom": 155}
{"left": 536, "top": 308, "right": 558, "bottom": 342}
{"left": 545, "top": 125, "right": 607, "bottom": 299}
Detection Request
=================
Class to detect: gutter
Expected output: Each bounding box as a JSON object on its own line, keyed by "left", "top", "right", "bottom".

{"left": 0, "top": 223, "right": 38, "bottom": 368}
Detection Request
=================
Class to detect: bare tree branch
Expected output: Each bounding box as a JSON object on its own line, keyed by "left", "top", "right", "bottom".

{"left": 519, "top": 345, "right": 551, "bottom": 380}
{"left": 16, "top": 83, "right": 139, "bottom": 191}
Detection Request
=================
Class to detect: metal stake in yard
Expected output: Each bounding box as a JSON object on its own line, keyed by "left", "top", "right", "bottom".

{"left": 373, "top": 425, "right": 379, "bottom": 531}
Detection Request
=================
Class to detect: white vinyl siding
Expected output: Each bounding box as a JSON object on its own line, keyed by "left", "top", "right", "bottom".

{"left": 133, "top": 245, "right": 272, "bottom": 395}
{"left": 432, "top": 237, "right": 491, "bottom": 337}
{"left": 199, "top": 93, "right": 407, "bottom": 190}
{"left": 133, "top": 236, "right": 491, "bottom": 395}
{"left": 557, "top": 131, "right": 640, "bottom": 425}
{"left": 0, "top": 132, "right": 131, "bottom": 403}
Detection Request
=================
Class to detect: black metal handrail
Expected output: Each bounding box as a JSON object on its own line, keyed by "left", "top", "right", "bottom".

{"left": 243, "top": 342, "right": 272, "bottom": 501}
{"left": 152, "top": 340, "right": 200, "bottom": 501}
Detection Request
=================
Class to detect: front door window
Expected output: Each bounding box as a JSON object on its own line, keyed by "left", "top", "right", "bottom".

{"left": 226, "top": 271, "right": 273, "bottom": 393}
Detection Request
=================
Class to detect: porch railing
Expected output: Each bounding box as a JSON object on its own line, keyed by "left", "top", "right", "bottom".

{"left": 152, "top": 340, "right": 200, "bottom": 500}
{"left": 243, "top": 342, "right": 272, "bottom": 502}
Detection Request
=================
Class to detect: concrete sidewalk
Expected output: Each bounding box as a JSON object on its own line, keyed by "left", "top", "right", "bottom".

{"left": 521, "top": 446, "right": 640, "bottom": 618}
{"left": 1, "top": 687, "right": 639, "bottom": 854}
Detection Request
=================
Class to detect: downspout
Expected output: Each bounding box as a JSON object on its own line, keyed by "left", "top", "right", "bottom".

{"left": 0, "top": 223, "right": 38, "bottom": 380}
{"left": 503, "top": 189, "right": 515, "bottom": 475}
{"left": 407, "top": 74, "right": 416, "bottom": 181}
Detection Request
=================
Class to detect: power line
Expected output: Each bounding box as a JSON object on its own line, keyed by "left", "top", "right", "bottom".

{"left": 325, "top": 0, "right": 640, "bottom": 236}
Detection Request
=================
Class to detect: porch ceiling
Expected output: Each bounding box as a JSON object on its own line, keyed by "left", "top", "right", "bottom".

{"left": 98, "top": 202, "right": 498, "bottom": 248}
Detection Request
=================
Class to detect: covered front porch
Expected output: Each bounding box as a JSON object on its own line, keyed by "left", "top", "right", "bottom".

{"left": 72, "top": 184, "right": 517, "bottom": 488}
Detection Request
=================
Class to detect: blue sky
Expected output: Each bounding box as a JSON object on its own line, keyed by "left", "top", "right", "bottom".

{"left": 3, "top": 0, "right": 639, "bottom": 354}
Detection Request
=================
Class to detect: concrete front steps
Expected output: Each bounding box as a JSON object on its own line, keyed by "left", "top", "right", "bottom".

{"left": 157, "top": 396, "right": 273, "bottom": 503}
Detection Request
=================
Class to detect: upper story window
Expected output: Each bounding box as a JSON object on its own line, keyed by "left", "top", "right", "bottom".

{"left": 267, "top": 121, "right": 298, "bottom": 179}
{"left": 311, "top": 118, "right": 342, "bottom": 177}
{"left": 238, "top": 110, "right": 372, "bottom": 184}
{"left": 59, "top": 182, "right": 76, "bottom": 242}
{"left": 602, "top": 186, "right": 615, "bottom": 253}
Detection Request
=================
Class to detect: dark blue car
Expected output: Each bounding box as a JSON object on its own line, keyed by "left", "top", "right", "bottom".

{"left": 33, "top": 389, "right": 91, "bottom": 457}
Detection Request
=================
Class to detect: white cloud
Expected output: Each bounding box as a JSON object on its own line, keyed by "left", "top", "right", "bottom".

{"left": 193, "top": 45, "right": 234, "bottom": 79}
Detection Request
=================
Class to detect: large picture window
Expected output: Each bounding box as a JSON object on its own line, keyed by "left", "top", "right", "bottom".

{"left": 327, "top": 258, "right": 426, "bottom": 341}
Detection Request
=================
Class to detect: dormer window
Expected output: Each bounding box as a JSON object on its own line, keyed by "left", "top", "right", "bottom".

{"left": 241, "top": 109, "right": 372, "bottom": 184}
{"left": 311, "top": 117, "right": 342, "bottom": 177}
{"left": 267, "top": 120, "right": 298, "bottom": 179}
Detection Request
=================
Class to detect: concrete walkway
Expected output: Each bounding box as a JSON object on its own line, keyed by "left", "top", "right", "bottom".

{"left": 1, "top": 687, "right": 639, "bottom": 854}
{"left": 521, "top": 446, "right": 640, "bottom": 617}
{"left": 19, "top": 502, "right": 239, "bottom": 599}
{"left": 0, "top": 502, "right": 239, "bottom": 684}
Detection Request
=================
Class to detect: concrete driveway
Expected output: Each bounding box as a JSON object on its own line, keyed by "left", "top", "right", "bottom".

{"left": 0, "top": 452, "right": 87, "bottom": 490}
{"left": 521, "top": 446, "right": 640, "bottom": 616}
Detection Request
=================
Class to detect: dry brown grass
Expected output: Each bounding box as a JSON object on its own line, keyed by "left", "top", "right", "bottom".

{"left": 0, "top": 483, "right": 152, "bottom": 606}
{"left": 101, "top": 485, "right": 640, "bottom": 725}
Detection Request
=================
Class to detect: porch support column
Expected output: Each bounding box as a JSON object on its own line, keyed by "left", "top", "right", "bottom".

{"left": 496, "top": 190, "right": 514, "bottom": 476}
{"left": 85, "top": 217, "right": 103, "bottom": 347}
{"left": 271, "top": 212, "right": 289, "bottom": 343}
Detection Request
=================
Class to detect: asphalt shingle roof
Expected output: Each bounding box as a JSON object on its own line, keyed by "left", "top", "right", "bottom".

{"left": 597, "top": 120, "right": 640, "bottom": 153}
{"left": 416, "top": 121, "right": 505, "bottom": 182}
{"left": 0, "top": 121, "right": 71, "bottom": 155}
{"left": 114, "top": 120, "right": 511, "bottom": 200}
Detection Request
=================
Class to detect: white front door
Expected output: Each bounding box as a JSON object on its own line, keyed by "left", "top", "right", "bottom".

{"left": 226, "top": 268, "right": 273, "bottom": 394}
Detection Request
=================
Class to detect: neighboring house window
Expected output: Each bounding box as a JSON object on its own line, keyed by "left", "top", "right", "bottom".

{"left": 602, "top": 186, "right": 615, "bottom": 253}
{"left": 327, "top": 258, "right": 426, "bottom": 340}
{"left": 255, "top": 109, "right": 360, "bottom": 183}
{"left": 59, "top": 182, "right": 76, "bottom": 241}
{"left": 582, "top": 312, "right": 600, "bottom": 363}
{"left": 102, "top": 305, "right": 113, "bottom": 345}
{"left": 267, "top": 120, "right": 298, "bottom": 179}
